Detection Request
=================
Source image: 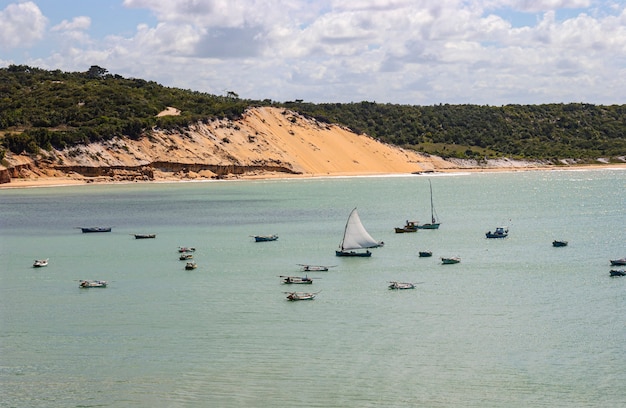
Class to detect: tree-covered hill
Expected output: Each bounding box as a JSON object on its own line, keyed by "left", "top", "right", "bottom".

{"left": 286, "top": 101, "right": 626, "bottom": 161}
{"left": 1, "top": 65, "right": 625, "bottom": 162}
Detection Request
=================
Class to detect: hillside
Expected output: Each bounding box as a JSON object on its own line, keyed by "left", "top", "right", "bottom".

{"left": 1, "top": 107, "right": 467, "bottom": 185}
{"left": 1, "top": 66, "right": 625, "bottom": 186}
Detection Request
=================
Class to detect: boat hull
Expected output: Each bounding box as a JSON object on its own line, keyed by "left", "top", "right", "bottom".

{"left": 336, "top": 250, "right": 372, "bottom": 257}
{"left": 254, "top": 235, "right": 278, "bottom": 242}
{"left": 419, "top": 251, "right": 433, "bottom": 257}
{"left": 610, "top": 259, "right": 626, "bottom": 266}
{"left": 417, "top": 223, "right": 440, "bottom": 230}
{"left": 552, "top": 240, "right": 568, "bottom": 247}
{"left": 79, "top": 280, "right": 107, "bottom": 288}
{"left": 81, "top": 227, "right": 111, "bottom": 233}
{"left": 300, "top": 265, "right": 329, "bottom": 272}
{"left": 441, "top": 258, "right": 460, "bottom": 264}
{"left": 389, "top": 282, "right": 415, "bottom": 290}
{"left": 286, "top": 293, "right": 316, "bottom": 301}
{"left": 395, "top": 227, "right": 417, "bottom": 233}
{"left": 486, "top": 233, "right": 507, "bottom": 238}
{"left": 610, "top": 269, "right": 626, "bottom": 277}
{"left": 134, "top": 234, "right": 156, "bottom": 239}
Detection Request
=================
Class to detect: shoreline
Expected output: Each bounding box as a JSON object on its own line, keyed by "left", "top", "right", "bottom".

{"left": 3, "top": 163, "right": 625, "bottom": 189}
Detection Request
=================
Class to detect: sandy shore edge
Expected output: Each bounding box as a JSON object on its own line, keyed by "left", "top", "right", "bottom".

{"left": 3, "top": 163, "right": 625, "bottom": 189}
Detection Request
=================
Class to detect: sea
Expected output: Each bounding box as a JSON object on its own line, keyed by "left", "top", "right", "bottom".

{"left": 1, "top": 169, "right": 625, "bottom": 408}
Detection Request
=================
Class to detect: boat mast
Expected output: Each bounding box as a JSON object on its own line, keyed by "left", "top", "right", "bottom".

{"left": 429, "top": 179, "right": 435, "bottom": 224}
{"left": 339, "top": 208, "right": 355, "bottom": 250}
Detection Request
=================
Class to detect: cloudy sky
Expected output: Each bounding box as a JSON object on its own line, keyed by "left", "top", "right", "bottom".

{"left": 1, "top": 0, "right": 625, "bottom": 105}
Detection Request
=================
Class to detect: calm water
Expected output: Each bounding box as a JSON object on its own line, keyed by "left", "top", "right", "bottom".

{"left": 1, "top": 170, "right": 625, "bottom": 407}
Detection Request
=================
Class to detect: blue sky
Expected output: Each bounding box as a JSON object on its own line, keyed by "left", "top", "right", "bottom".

{"left": 1, "top": 0, "right": 625, "bottom": 105}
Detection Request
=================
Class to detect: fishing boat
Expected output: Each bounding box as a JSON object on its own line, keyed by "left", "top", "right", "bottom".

{"left": 178, "top": 246, "right": 196, "bottom": 253}
{"left": 285, "top": 291, "right": 318, "bottom": 301}
{"left": 298, "top": 264, "right": 336, "bottom": 272}
{"left": 388, "top": 281, "right": 415, "bottom": 290}
{"left": 552, "top": 240, "right": 568, "bottom": 247}
{"left": 441, "top": 257, "right": 461, "bottom": 264}
{"left": 417, "top": 179, "right": 441, "bottom": 229}
{"left": 610, "top": 269, "right": 626, "bottom": 277}
{"left": 610, "top": 258, "right": 626, "bottom": 266}
{"left": 33, "top": 258, "right": 49, "bottom": 268}
{"left": 336, "top": 208, "right": 383, "bottom": 257}
{"left": 252, "top": 234, "right": 278, "bottom": 242}
{"left": 179, "top": 253, "right": 193, "bottom": 260}
{"left": 486, "top": 227, "right": 508, "bottom": 238}
{"left": 79, "top": 280, "right": 107, "bottom": 288}
{"left": 281, "top": 275, "right": 313, "bottom": 284}
{"left": 419, "top": 251, "right": 433, "bottom": 257}
{"left": 394, "top": 221, "right": 418, "bottom": 233}
{"left": 133, "top": 234, "right": 156, "bottom": 239}
{"left": 80, "top": 227, "right": 111, "bottom": 233}
{"left": 185, "top": 262, "right": 197, "bottom": 270}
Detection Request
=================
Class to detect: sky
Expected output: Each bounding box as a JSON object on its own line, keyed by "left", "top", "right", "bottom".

{"left": 1, "top": 0, "right": 625, "bottom": 105}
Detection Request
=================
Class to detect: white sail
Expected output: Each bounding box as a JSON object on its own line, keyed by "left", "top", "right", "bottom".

{"left": 340, "top": 208, "right": 382, "bottom": 250}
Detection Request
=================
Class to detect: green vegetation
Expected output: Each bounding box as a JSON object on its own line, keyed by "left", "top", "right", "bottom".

{"left": 286, "top": 101, "right": 626, "bottom": 161}
{"left": 1, "top": 65, "right": 625, "bottom": 161}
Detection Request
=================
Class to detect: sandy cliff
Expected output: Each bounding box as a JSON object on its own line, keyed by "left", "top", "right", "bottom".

{"left": 2, "top": 106, "right": 608, "bottom": 188}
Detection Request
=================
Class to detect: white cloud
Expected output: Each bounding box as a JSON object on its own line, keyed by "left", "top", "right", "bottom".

{"left": 0, "top": 1, "right": 47, "bottom": 49}
{"left": 52, "top": 16, "right": 91, "bottom": 32}
{"left": 3, "top": 0, "right": 626, "bottom": 105}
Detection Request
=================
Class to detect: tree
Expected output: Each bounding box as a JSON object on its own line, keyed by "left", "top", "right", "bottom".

{"left": 86, "top": 65, "right": 108, "bottom": 79}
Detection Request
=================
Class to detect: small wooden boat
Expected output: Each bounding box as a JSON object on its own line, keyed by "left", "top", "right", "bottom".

{"left": 281, "top": 275, "right": 313, "bottom": 284}
{"left": 80, "top": 227, "right": 111, "bottom": 233}
{"left": 179, "top": 253, "right": 193, "bottom": 260}
{"left": 394, "top": 221, "right": 418, "bottom": 233}
{"left": 185, "top": 262, "right": 197, "bottom": 270}
{"left": 298, "top": 264, "right": 336, "bottom": 272}
{"left": 285, "top": 291, "right": 318, "bottom": 301}
{"left": 441, "top": 257, "right": 461, "bottom": 265}
{"left": 610, "top": 258, "right": 626, "bottom": 266}
{"left": 79, "top": 280, "right": 107, "bottom": 288}
{"left": 486, "top": 227, "right": 508, "bottom": 238}
{"left": 252, "top": 234, "right": 278, "bottom": 242}
{"left": 388, "top": 281, "right": 415, "bottom": 290}
{"left": 33, "top": 258, "right": 49, "bottom": 268}
{"left": 178, "top": 246, "right": 196, "bottom": 253}
{"left": 610, "top": 269, "right": 626, "bottom": 277}
{"left": 134, "top": 234, "right": 156, "bottom": 239}
{"left": 419, "top": 251, "right": 433, "bottom": 257}
{"left": 552, "top": 240, "right": 568, "bottom": 247}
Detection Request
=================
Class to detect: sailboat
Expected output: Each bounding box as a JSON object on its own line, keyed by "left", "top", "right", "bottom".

{"left": 336, "top": 208, "right": 384, "bottom": 257}
{"left": 417, "top": 179, "right": 440, "bottom": 229}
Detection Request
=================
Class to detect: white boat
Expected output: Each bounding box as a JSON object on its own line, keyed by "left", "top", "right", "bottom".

{"left": 388, "top": 281, "right": 415, "bottom": 290}
{"left": 441, "top": 257, "right": 461, "bottom": 265}
{"left": 185, "top": 262, "right": 197, "bottom": 270}
{"left": 417, "top": 179, "right": 441, "bottom": 229}
{"left": 285, "top": 291, "right": 318, "bottom": 301}
{"left": 79, "top": 280, "right": 107, "bottom": 288}
{"left": 33, "top": 258, "right": 48, "bottom": 268}
{"left": 281, "top": 275, "right": 313, "bottom": 284}
{"left": 298, "top": 264, "right": 336, "bottom": 272}
{"left": 178, "top": 246, "right": 196, "bottom": 253}
{"left": 336, "top": 208, "right": 383, "bottom": 257}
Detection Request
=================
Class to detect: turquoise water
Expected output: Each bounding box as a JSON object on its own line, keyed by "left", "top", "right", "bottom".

{"left": 1, "top": 170, "right": 625, "bottom": 407}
